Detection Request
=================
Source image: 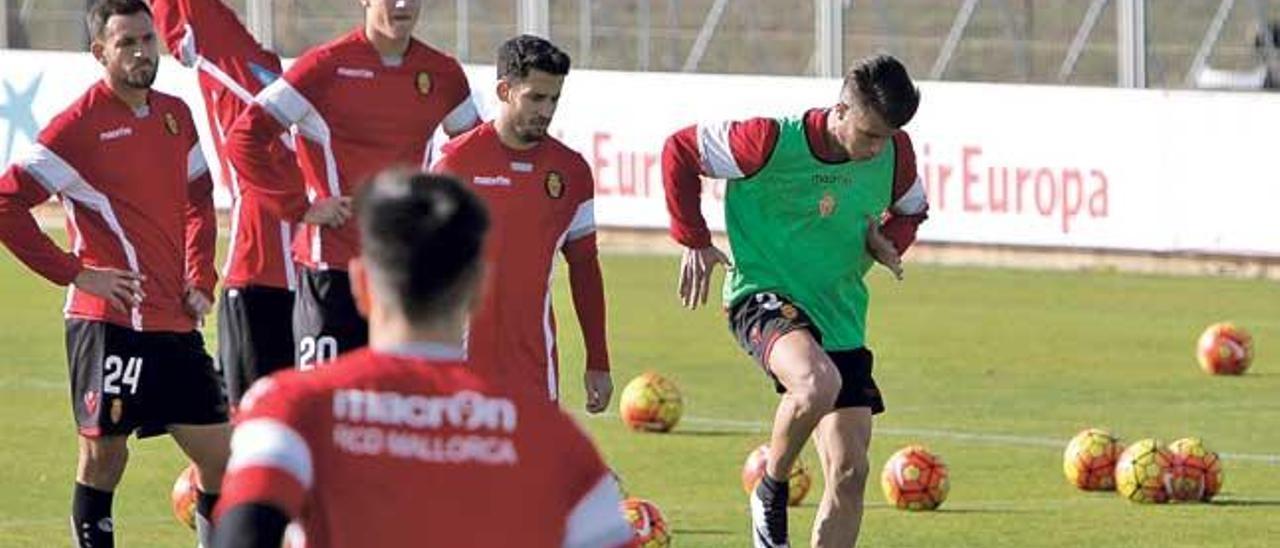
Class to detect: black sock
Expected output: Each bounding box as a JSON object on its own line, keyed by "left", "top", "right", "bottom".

{"left": 71, "top": 482, "right": 114, "bottom": 548}
{"left": 759, "top": 474, "right": 789, "bottom": 501}
{"left": 195, "top": 490, "right": 219, "bottom": 547}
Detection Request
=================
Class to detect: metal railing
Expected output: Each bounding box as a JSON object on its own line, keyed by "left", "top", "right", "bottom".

{"left": 1, "top": 0, "right": 1276, "bottom": 88}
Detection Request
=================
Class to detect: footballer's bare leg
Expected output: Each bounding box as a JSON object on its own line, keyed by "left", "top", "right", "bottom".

{"left": 171, "top": 423, "right": 232, "bottom": 547}
{"left": 765, "top": 331, "right": 841, "bottom": 482}
{"left": 750, "top": 331, "right": 840, "bottom": 547}
{"left": 810, "top": 407, "right": 873, "bottom": 547}
{"left": 171, "top": 423, "right": 232, "bottom": 489}
{"left": 77, "top": 434, "right": 129, "bottom": 489}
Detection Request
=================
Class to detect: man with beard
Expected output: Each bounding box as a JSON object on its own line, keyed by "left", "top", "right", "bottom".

{"left": 226, "top": 0, "right": 480, "bottom": 369}
{"left": 0, "top": 1, "right": 228, "bottom": 546}
{"left": 432, "top": 35, "right": 613, "bottom": 410}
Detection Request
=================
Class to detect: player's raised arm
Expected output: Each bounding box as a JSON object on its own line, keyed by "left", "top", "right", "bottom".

{"left": 153, "top": 0, "right": 267, "bottom": 66}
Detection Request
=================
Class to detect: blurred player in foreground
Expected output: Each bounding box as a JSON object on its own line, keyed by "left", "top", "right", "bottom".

{"left": 214, "top": 171, "right": 633, "bottom": 548}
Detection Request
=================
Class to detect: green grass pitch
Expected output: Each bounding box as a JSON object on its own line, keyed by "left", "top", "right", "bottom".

{"left": 1, "top": 237, "right": 1278, "bottom": 546}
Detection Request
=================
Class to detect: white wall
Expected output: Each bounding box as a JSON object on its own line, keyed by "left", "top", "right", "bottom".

{"left": 2, "top": 50, "right": 1277, "bottom": 256}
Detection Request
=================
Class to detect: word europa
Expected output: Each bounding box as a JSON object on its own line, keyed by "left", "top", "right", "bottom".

{"left": 920, "top": 145, "right": 1110, "bottom": 234}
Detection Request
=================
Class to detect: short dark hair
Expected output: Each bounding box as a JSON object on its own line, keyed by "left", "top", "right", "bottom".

{"left": 86, "top": 0, "right": 152, "bottom": 41}
{"left": 497, "top": 34, "right": 571, "bottom": 81}
{"left": 356, "top": 170, "right": 489, "bottom": 325}
{"left": 841, "top": 54, "right": 920, "bottom": 129}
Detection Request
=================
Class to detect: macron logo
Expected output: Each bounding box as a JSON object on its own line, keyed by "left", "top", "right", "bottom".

{"left": 99, "top": 126, "right": 133, "bottom": 141}
{"left": 336, "top": 67, "right": 375, "bottom": 79}
{"left": 473, "top": 175, "right": 512, "bottom": 187}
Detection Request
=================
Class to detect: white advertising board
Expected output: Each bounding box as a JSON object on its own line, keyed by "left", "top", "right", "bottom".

{"left": 2, "top": 49, "right": 1276, "bottom": 255}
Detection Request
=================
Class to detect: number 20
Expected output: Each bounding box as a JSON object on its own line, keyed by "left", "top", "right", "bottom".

{"left": 298, "top": 336, "right": 338, "bottom": 370}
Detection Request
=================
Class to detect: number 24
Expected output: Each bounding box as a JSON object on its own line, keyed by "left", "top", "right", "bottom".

{"left": 104, "top": 356, "right": 142, "bottom": 395}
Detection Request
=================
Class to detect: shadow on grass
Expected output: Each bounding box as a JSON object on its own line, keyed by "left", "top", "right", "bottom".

{"left": 671, "top": 528, "right": 735, "bottom": 536}
{"left": 664, "top": 429, "right": 754, "bottom": 438}
{"left": 1209, "top": 498, "right": 1280, "bottom": 507}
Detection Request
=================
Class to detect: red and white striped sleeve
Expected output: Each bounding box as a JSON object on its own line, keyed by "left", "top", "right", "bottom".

{"left": 563, "top": 474, "right": 633, "bottom": 548}
{"left": 555, "top": 415, "right": 633, "bottom": 548}
{"left": 225, "top": 55, "right": 323, "bottom": 224}
{"left": 562, "top": 160, "right": 609, "bottom": 372}
{"left": 881, "top": 131, "right": 928, "bottom": 254}
{"left": 184, "top": 127, "right": 218, "bottom": 299}
{"left": 438, "top": 59, "right": 481, "bottom": 137}
{"left": 660, "top": 117, "right": 780, "bottom": 248}
{"left": 216, "top": 378, "right": 316, "bottom": 520}
{"left": 0, "top": 139, "right": 83, "bottom": 286}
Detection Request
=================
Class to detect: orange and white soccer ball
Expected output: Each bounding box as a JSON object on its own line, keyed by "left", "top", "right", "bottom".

{"left": 1115, "top": 439, "right": 1173, "bottom": 504}
{"left": 619, "top": 372, "right": 683, "bottom": 433}
{"left": 621, "top": 497, "right": 671, "bottom": 547}
{"left": 880, "top": 445, "right": 949, "bottom": 511}
{"left": 1167, "top": 437, "right": 1223, "bottom": 502}
{"left": 1063, "top": 428, "right": 1123, "bottom": 491}
{"left": 1197, "top": 322, "right": 1253, "bottom": 375}
{"left": 740, "top": 444, "right": 813, "bottom": 506}
{"left": 171, "top": 464, "right": 200, "bottom": 530}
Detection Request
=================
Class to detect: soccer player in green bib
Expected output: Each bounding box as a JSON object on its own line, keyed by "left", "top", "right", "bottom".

{"left": 661, "top": 54, "right": 928, "bottom": 547}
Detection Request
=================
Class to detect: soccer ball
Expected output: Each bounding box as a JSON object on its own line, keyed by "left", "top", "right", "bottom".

{"left": 740, "top": 444, "right": 813, "bottom": 506}
{"left": 620, "top": 497, "right": 671, "bottom": 547}
{"left": 1167, "top": 437, "right": 1223, "bottom": 502}
{"left": 880, "top": 445, "right": 949, "bottom": 511}
{"left": 171, "top": 464, "right": 200, "bottom": 530}
{"left": 1197, "top": 322, "right": 1253, "bottom": 375}
{"left": 1114, "top": 439, "right": 1173, "bottom": 504}
{"left": 1063, "top": 428, "right": 1122, "bottom": 491}
{"left": 619, "top": 372, "right": 683, "bottom": 432}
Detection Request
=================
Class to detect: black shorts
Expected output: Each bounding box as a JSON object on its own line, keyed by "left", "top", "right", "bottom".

{"left": 294, "top": 268, "right": 368, "bottom": 369}
{"left": 66, "top": 320, "right": 229, "bottom": 438}
{"left": 728, "top": 292, "right": 885, "bottom": 414}
{"left": 217, "top": 285, "right": 296, "bottom": 404}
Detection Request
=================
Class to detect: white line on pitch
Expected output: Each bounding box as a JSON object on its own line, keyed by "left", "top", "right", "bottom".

{"left": 586, "top": 413, "right": 1280, "bottom": 465}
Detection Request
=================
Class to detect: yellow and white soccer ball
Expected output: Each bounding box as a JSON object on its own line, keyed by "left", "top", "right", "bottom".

{"left": 1063, "top": 428, "right": 1122, "bottom": 491}
{"left": 1167, "top": 437, "right": 1223, "bottom": 502}
{"left": 1114, "top": 439, "right": 1173, "bottom": 504}
{"left": 740, "top": 443, "right": 813, "bottom": 506}
{"left": 619, "top": 372, "right": 683, "bottom": 433}
{"left": 621, "top": 497, "right": 671, "bottom": 547}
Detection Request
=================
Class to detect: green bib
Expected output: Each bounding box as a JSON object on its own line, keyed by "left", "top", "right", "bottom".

{"left": 723, "top": 115, "right": 895, "bottom": 350}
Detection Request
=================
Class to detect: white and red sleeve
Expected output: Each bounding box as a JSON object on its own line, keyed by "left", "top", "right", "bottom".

{"left": 438, "top": 60, "right": 480, "bottom": 137}
{"left": 184, "top": 138, "right": 218, "bottom": 299}
{"left": 563, "top": 474, "right": 633, "bottom": 548}
{"left": 0, "top": 144, "right": 83, "bottom": 285}
{"left": 555, "top": 415, "right": 633, "bottom": 548}
{"left": 217, "top": 379, "right": 315, "bottom": 521}
{"left": 226, "top": 56, "right": 321, "bottom": 223}
{"left": 660, "top": 117, "right": 779, "bottom": 248}
{"left": 562, "top": 184, "right": 608, "bottom": 371}
{"left": 881, "top": 131, "right": 928, "bottom": 254}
